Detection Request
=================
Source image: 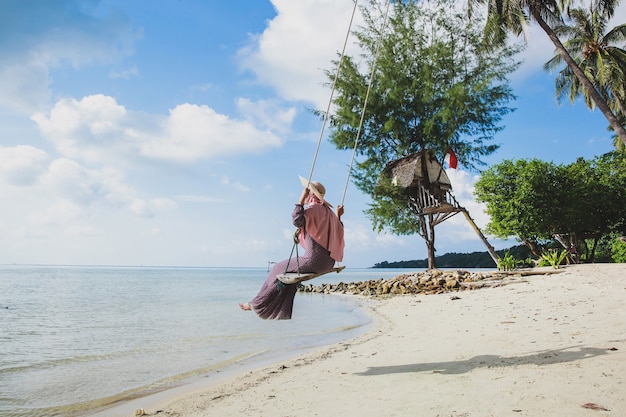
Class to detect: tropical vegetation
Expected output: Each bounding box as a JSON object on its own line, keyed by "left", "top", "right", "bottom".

{"left": 325, "top": 0, "right": 520, "bottom": 268}
{"left": 473, "top": 152, "right": 626, "bottom": 263}
{"left": 324, "top": 0, "right": 626, "bottom": 269}
{"left": 543, "top": 1, "right": 626, "bottom": 152}
{"left": 469, "top": 0, "right": 626, "bottom": 148}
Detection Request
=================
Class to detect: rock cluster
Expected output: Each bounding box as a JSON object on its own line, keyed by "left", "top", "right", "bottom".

{"left": 297, "top": 269, "right": 528, "bottom": 297}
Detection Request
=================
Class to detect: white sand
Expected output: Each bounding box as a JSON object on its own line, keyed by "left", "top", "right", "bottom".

{"left": 138, "top": 264, "right": 626, "bottom": 416}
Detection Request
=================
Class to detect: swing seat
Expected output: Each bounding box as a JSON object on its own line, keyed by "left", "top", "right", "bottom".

{"left": 277, "top": 266, "right": 346, "bottom": 285}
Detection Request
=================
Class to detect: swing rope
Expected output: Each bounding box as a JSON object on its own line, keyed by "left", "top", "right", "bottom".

{"left": 305, "top": 0, "right": 392, "bottom": 207}
{"left": 283, "top": 0, "right": 392, "bottom": 279}
{"left": 285, "top": 229, "right": 301, "bottom": 273}
{"left": 340, "top": 0, "right": 391, "bottom": 207}
{"left": 286, "top": 0, "right": 359, "bottom": 278}
{"left": 303, "top": 0, "right": 360, "bottom": 189}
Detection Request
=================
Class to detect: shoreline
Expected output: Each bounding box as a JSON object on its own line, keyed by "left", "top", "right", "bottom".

{"left": 105, "top": 264, "right": 625, "bottom": 416}
{"left": 86, "top": 294, "right": 375, "bottom": 417}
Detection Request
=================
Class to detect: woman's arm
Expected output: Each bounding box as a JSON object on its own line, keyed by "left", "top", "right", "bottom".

{"left": 335, "top": 205, "right": 344, "bottom": 220}
{"left": 297, "top": 187, "right": 309, "bottom": 205}
{"left": 293, "top": 187, "right": 310, "bottom": 228}
{"left": 293, "top": 205, "right": 306, "bottom": 227}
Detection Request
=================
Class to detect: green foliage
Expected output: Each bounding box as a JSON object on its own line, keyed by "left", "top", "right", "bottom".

{"left": 612, "top": 238, "right": 626, "bottom": 263}
{"left": 539, "top": 249, "right": 569, "bottom": 269}
{"left": 472, "top": 0, "right": 626, "bottom": 147}
{"left": 365, "top": 178, "right": 421, "bottom": 234}
{"left": 497, "top": 251, "right": 521, "bottom": 271}
{"left": 325, "top": 0, "right": 521, "bottom": 237}
{"left": 474, "top": 152, "right": 626, "bottom": 261}
{"left": 474, "top": 158, "right": 560, "bottom": 241}
{"left": 544, "top": 2, "right": 626, "bottom": 154}
{"left": 592, "top": 234, "right": 618, "bottom": 263}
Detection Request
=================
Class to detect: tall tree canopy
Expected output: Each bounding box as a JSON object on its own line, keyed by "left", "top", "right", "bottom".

{"left": 544, "top": 2, "right": 626, "bottom": 152}
{"left": 469, "top": 0, "right": 626, "bottom": 147}
{"left": 326, "top": 0, "right": 519, "bottom": 243}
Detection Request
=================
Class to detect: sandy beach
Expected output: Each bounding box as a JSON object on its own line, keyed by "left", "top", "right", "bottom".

{"left": 132, "top": 263, "right": 624, "bottom": 417}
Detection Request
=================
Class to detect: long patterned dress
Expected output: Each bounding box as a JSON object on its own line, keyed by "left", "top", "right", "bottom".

{"left": 248, "top": 204, "right": 337, "bottom": 320}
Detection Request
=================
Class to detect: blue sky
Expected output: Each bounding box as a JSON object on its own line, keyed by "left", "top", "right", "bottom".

{"left": 0, "top": 0, "right": 623, "bottom": 268}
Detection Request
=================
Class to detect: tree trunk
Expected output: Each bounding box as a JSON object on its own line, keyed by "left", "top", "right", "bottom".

{"left": 420, "top": 213, "right": 437, "bottom": 269}
{"left": 533, "top": 12, "right": 626, "bottom": 147}
{"left": 522, "top": 238, "right": 542, "bottom": 258}
{"left": 554, "top": 233, "right": 581, "bottom": 264}
{"left": 589, "top": 235, "right": 600, "bottom": 263}
{"left": 570, "top": 233, "right": 582, "bottom": 264}
{"left": 427, "top": 213, "right": 437, "bottom": 269}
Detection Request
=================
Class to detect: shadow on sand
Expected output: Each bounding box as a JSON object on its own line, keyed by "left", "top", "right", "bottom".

{"left": 356, "top": 345, "right": 613, "bottom": 376}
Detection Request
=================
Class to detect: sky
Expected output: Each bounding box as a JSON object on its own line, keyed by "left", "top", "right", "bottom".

{"left": 0, "top": 0, "right": 623, "bottom": 268}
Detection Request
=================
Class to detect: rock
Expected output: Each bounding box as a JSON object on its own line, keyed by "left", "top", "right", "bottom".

{"left": 296, "top": 269, "right": 537, "bottom": 298}
{"left": 445, "top": 279, "right": 458, "bottom": 289}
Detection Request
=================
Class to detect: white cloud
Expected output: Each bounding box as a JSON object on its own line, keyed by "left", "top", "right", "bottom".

{"left": 240, "top": 0, "right": 626, "bottom": 107}
{"left": 31, "top": 95, "right": 128, "bottom": 163}
{"left": 236, "top": 98, "right": 296, "bottom": 133}
{"left": 445, "top": 169, "right": 489, "bottom": 229}
{"left": 31, "top": 95, "right": 288, "bottom": 164}
{"left": 0, "top": 145, "right": 50, "bottom": 186}
{"left": 129, "top": 198, "right": 177, "bottom": 218}
{"left": 29, "top": 199, "right": 84, "bottom": 228}
{"left": 254, "top": 0, "right": 625, "bottom": 94}
{"left": 344, "top": 222, "right": 373, "bottom": 250}
{"left": 0, "top": 146, "right": 173, "bottom": 221}
{"left": 343, "top": 221, "right": 408, "bottom": 251}
{"left": 612, "top": 3, "right": 626, "bottom": 26}
{"left": 138, "top": 103, "right": 285, "bottom": 162}
{"left": 38, "top": 158, "right": 161, "bottom": 217}
{"left": 282, "top": 227, "right": 296, "bottom": 241}
{"left": 42, "top": 158, "right": 106, "bottom": 204}
{"left": 510, "top": 25, "right": 555, "bottom": 82}
{"left": 67, "top": 225, "right": 102, "bottom": 238}
{"left": 148, "top": 228, "right": 162, "bottom": 237}
{"left": 238, "top": 0, "right": 362, "bottom": 109}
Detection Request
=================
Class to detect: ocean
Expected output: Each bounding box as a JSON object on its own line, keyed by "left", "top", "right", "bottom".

{"left": 0, "top": 265, "right": 416, "bottom": 417}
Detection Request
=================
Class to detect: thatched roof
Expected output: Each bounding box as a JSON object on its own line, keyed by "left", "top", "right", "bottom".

{"left": 381, "top": 152, "right": 452, "bottom": 192}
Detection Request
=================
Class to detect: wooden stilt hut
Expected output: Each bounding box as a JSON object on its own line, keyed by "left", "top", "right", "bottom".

{"left": 380, "top": 150, "right": 499, "bottom": 267}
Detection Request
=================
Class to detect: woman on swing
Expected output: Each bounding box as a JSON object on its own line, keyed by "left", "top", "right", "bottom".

{"left": 239, "top": 177, "right": 345, "bottom": 320}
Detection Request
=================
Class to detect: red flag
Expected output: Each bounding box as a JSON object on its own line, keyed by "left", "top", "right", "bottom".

{"left": 448, "top": 147, "right": 458, "bottom": 169}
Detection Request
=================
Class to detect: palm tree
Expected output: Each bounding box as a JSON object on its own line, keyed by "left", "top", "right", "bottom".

{"left": 469, "top": 0, "right": 626, "bottom": 147}
{"left": 544, "top": 2, "right": 626, "bottom": 151}
{"left": 545, "top": 4, "right": 626, "bottom": 116}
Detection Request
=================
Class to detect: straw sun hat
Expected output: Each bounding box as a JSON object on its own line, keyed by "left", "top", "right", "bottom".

{"left": 299, "top": 175, "right": 333, "bottom": 207}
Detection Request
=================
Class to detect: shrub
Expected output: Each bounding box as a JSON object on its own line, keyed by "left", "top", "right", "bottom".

{"left": 540, "top": 249, "right": 569, "bottom": 269}
{"left": 611, "top": 238, "right": 626, "bottom": 263}
{"left": 497, "top": 251, "right": 520, "bottom": 271}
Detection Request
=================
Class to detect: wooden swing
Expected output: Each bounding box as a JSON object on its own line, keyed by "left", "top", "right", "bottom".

{"left": 276, "top": 228, "right": 348, "bottom": 284}
{"left": 276, "top": 0, "right": 392, "bottom": 285}
{"left": 277, "top": 267, "right": 346, "bottom": 285}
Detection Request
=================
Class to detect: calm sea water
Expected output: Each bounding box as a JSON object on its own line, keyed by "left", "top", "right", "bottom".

{"left": 0, "top": 265, "right": 416, "bottom": 417}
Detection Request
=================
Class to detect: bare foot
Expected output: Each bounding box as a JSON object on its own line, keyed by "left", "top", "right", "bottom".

{"left": 239, "top": 303, "right": 251, "bottom": 311}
